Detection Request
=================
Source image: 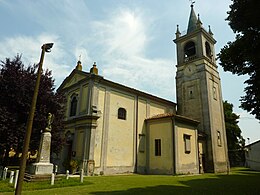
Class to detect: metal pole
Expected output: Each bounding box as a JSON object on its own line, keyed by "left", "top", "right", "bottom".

{"left": 15, "top": 45, "right": 47, "bottom": 195}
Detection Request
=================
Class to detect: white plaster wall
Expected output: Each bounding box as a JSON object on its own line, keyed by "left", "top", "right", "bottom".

{"left": 246, "top": 142, "right": 260, "bottom": 171}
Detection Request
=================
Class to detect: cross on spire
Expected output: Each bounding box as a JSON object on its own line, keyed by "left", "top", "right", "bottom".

{"left": 189, "top": 0, "right": 195, "bottom": 7}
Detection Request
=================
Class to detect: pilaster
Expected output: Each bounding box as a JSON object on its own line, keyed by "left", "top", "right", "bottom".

{"left": 100, "top": 88, "right": 111, "bottom": 174}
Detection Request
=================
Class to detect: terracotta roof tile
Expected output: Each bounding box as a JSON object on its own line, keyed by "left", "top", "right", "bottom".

{"left": 146, "top": 113, "right": 200, "bottom": 125}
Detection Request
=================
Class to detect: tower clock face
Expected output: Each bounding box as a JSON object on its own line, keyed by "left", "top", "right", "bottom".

{"left": 184, "top": 63, "right": 196, "bottom": 76}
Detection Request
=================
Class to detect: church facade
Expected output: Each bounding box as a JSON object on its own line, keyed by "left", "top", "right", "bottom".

{"left": 58, "top": 5, "right": 229, "bottom": 175}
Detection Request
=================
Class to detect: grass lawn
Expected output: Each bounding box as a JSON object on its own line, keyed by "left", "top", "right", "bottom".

{"left": 0, "top": 167, "right": 259, "bottom": 195}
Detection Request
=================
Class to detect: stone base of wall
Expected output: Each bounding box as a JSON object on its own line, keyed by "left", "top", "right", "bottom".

{"left": 214, "top": 161, "right": 230, "bottom": 173}
{"left": 148, "top": 167, "right": 174, "bottom": 175}
{"left": 94, "top": 166, "right": 135, "bottom": 175}
{"left": 176, "top": 163, "right": 199, "bottom": 175}
{"left": 137, "top": 166, "right": 147, "bottom": 174}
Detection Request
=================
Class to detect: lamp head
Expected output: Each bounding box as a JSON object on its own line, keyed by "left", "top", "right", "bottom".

{"left": 42, "top": 43, "right": 54, "bottom": 52}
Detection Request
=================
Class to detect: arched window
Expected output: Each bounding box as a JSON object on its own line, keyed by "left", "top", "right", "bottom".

{"left": 184, "top": 41, "right": 196, "bottom": 58}
{"left": 118, "top": 107, "right": 127, "bottom": 120}
{"left": 205, "top": 41, "right": 212, "bottom": 58}
{"left": 217, "top": 131, "right": 222, "bottom": 146}
{"left": 70, "top": 95, "right": 78, "bottom": 117}
{"left": 65, "top": 131, "right": 73, "bottom": 143}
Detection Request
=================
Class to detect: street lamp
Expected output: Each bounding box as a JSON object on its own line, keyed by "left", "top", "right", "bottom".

{"left": 15, "top": 43, "right": 54, "bottom": 195}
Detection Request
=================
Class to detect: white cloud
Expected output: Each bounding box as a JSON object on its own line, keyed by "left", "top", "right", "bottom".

{"left": 93, "top": 9, "right": 148, "bottom": 57}
{"left": 74, "top": 47, "right": 92, "bottom": 67}
{"left": 0, "top": 34, "right": 71, "bottom": 88}
{"left": 88, "top": 8, "right": 175, "bottom": 100}
{"left": 0, "top": 3, "right": 176, "bottom": 100}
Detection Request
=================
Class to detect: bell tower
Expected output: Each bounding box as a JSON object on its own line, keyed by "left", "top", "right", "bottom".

{"left": 173, "top": 4, "right": 229, "bottom": 173}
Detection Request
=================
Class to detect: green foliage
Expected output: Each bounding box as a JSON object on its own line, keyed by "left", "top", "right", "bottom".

{"left": 62, "top": 159, "right": 80, "bottom": 174}
{"left": 69, "top": 159, "right": 80, "bottom": 170}
{"left": 0, "top": 55, "right": 65, "bottom": 166}
{"left": 218, "top": 0, "right": 260, "bottom": 120}
{"left": 223, "top": 101, "right": 245, "bottom": 166}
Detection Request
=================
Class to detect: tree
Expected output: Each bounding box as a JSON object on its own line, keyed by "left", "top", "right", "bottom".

{"left": 0, "top": 55, "right": 64, "bottom": 166}
{"left": 223, "top": 101, "right": 245, "bottom": 166}
{"left": 218, "top": 0, "right": 260, "bottom": 120}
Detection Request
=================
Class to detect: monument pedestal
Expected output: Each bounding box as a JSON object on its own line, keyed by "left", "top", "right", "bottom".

{"left": 29, "top": 130, "right": 53, "bottom": 175}
{"left": 29, "top": 162, "right": 53, "bottom": 175}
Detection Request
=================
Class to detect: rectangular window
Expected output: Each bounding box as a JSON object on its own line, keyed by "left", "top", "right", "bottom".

{"left": 188, "top": 86, "right": 194, "bottom": 99}
{"left": 217, "top": 131, "right": 222, "bottom": 146}
{"left": 118, "top": 107, "right": 127, "bottom": 120}
{"left": 155, "top": 139, "right": 161, "bottom": 156}
{"left": 184, "top": 134, "right": 191, "bottom": 154}
{"left": 213, "top": 86, "right": 217, "bottom": 100}
{"left": 70, "top": 95, "right": 78, "bottom": 116}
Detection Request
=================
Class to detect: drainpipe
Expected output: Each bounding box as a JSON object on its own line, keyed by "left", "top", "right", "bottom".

{"left": 135, "top": 95, "right": 139, "bottom": 173}
{"left": 171, "top": 117, "right": 176, "bottom": 175}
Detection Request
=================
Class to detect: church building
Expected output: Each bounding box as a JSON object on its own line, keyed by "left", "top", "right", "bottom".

{"left": 58, "top": 4, "right": 229, "bottom": 175}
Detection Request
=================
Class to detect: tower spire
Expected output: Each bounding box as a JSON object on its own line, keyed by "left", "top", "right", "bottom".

{"left": 187, "top": 2, "right": 198, "bottom": 34}
{"left": 75, "top": 55, "right": 82, "bottom": 71}
{"left": 196, "top": 14, "right": 202, "bottom": 28}
{"left": 175, "top": 24, "right": 181, "bottom": 38}
{"left": 208, "top": 25, "right": 214, "bottom": 36}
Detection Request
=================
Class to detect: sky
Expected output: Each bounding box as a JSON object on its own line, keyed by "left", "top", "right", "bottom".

{"left": 0, "top": 0, "right": 259, "bottom": 143}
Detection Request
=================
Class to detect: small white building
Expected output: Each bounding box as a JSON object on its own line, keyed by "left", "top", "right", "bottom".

{"left": 245, "top": 140, "right": 260, "bottom": 171}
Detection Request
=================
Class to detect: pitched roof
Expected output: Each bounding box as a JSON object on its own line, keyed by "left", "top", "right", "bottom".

{"left": 146, "top": 113, "right": 199, "bottom": 125}
{"left": 57, "top": 69, "right": 90, "bottom": 91}
{"left": 58, "top": 68, "right": 176, "bottom": 106}
{"left": 187, "top": 5, "right": 198, "bottom": 34}
{"left": 245, "top": 139, "right": 260, "bottom": 147}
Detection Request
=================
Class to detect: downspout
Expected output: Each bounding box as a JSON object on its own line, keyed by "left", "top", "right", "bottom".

{"left": 171, "top": 117, "right": 176, "bottom": 175}
{"left": 135, "top": 95, "right": 139, "bottom": 173}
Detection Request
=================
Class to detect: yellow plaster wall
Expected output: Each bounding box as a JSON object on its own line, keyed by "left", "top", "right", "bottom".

{"left": 149, "top": 102, "right": 166, "bottom": 117}
{"left": 136, "top": 99, "right": 175, "bottom": 170}
{"left": 106, "top": 90, "right": 135, "bottom": 167}
{"left": 75, "top": 130, "right": 84, "bottom": 159}
{"left": 94, "top": 87, "right": 106, "bottom": 167}
{"left": 198, "top": 140, "right": 205, "bottom": 155}
{"left": 63, "top": 73, "right": 85, "bottom": 89}
{"left": 175, "top": 122, "right": 198, "bottom": 173}
{"left": 137, "top": 99, "right": 147, "bottom": 168}
{"left": 148, "top": 119, "right": 173, "bottom": 174}
{"left": 137, "top": 99, "right": 147, "bottom": 135}
{"left": 80, "top": 84, "right": 88, "bottom": 113}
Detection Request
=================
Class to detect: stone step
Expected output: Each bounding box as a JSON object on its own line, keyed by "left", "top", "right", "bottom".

{"left": 24, "top": 173, "right": 63, "bottom": 182}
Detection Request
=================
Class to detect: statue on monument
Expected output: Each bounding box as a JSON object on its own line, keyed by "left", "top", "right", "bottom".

{"left": 29, "top": 113, "right": 54, "bottom": 175}
{"left": 45, "top": 113, "right": 54, "bottom": 132}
